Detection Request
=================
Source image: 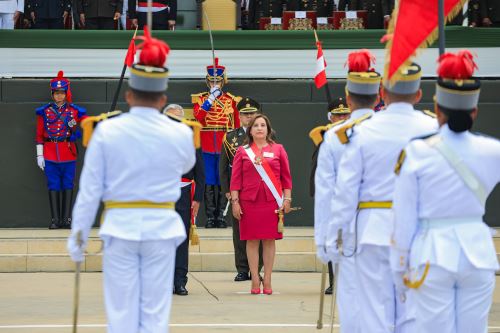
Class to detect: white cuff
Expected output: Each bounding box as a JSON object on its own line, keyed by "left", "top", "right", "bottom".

{"left": 36, "top": 144, "right": 43, "bottom": 156}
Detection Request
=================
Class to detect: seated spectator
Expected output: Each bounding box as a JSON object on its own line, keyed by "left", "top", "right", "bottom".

{"left": 129, "top": 0, "right": 176, "bottom": 30}
{"left": 77, "top": 0, "right": 122, "bottom": 30}
{"left": 0, "top": 0, "right": 23, "bottom": 29}
{"left": 26, "top": 0, "right": 70, "bottom": 29}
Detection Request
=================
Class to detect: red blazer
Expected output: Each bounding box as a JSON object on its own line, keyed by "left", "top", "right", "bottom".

{"left": 230, "top": 143, "right": 292, "bottom": 202}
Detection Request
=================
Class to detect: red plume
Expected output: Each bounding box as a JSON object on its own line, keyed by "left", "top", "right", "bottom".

{"left": 437, "top": 50, "right": 478, "bottom": 80}
{"left": 136, "top": 26, "right": 170, "bottom": 68}
{"left": 57, "top": 70, "right": 64, "bottom": 78}
{"left": 345, "top": 49, "right": 376, "bottom": 72}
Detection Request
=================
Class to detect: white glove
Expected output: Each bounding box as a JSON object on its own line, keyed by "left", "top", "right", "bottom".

{"left": 67, "top": 230, "right": 88, "bottom": 263}
{"left": 37, "top": 156, "right": 45, "bottom": 171}
{"left": 392, "top": 270, "right": 409, "bottom": 296}
{"left": 325, "top": 245, "right": 341, "bottom": 264}
{"left": 36, "top": 144, "right": 45, "bottom": 170}
{"left": 316, "top": 245, "right": 330, "bottom": 264}
{"left": 208, "top": 86, "right": 222, "bottom": 102}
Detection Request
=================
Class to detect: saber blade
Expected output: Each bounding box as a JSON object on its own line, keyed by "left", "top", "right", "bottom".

{"left": 316, "top": 264, "right": 327, "bottom": 329}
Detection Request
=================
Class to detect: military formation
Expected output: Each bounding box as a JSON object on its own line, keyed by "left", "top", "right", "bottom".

{"left": 26, "top": 9, "right": 499, "bottom": 332}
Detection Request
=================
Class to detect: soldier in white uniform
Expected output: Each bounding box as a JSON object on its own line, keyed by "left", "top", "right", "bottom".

{"left": 326, "top": 61, "right": 438, "bottom": 333}
{"left": 0, "top": 0, "right": 23, "bottom": 29}
{"left": 314, "top": 50, "right": 379, "bottom": 333}
{"left": 390, "top": 51, "right": 500, "bottom": 333}
{"left": 67, "top": 29, "right": 195, "bottom": 333}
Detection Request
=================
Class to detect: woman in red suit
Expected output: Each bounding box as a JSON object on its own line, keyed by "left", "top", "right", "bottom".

{"left": 230, "top": 115, "right": 292, "bottom": 295}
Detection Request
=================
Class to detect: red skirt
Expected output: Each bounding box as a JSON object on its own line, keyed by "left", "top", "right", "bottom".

{"left": 239, "top": 187, "right": 283, "bottom": 241}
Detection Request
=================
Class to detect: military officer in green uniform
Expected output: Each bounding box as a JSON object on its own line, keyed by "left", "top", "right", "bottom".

{"left": 480, "top": 0, "right": 500, "bottom": 27}
{"left": 288, "top": 0, "right": 335, "bottom": 15}
{"left": 468, "top": 0, "right": 482, "bottom": 27}
{"left": 248, "top": 0, "right": 288, "bottom": 29}
{"left": 219, "top": 97, "right": 263, "bottom": 282}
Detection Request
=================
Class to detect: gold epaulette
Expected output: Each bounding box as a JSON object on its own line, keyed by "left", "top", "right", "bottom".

{"left": 226, "top": 92, "right": 242, "bottom": 104}
{"left": 394, "top": 149, "right": 407, "bottom": 175}
{"left": 335, "top": 113, "right": 373, "bottom": 144}
{"left": 421, "top": 109, "right": 437, "bottom": 118}
{"left": 191, "top": 92, "right": 208, "bottom": 104}
{"left": 182, "top": 119, "right": 202, "bottom": 149}
{"left": 81, "top": 110, "right": 122, "bottom": 147}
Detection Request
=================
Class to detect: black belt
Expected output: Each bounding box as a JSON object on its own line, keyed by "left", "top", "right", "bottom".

{"left": 201, "top": 127, "right": 228, "bottom": 131}
{"left": 44, "top": 138, "right": 70, "bottom": 143}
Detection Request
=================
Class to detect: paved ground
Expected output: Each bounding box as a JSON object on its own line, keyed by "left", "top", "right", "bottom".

{"left": 1, "top": 272, "right": 500, "bottom": 332}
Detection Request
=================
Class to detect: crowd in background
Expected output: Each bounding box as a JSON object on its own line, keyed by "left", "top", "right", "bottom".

{"left": 0, "top": 0, "right": 499, "bottom": 30}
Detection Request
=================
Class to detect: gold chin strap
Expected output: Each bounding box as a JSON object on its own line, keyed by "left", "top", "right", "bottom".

{"left": 404, "top": 262, "right": 431, "bottom": 289}
{"left": 357, "top": 201, "right": 393, "bottom": 209}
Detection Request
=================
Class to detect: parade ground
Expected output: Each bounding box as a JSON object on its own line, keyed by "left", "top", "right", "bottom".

{"left": 1, "top": 272, "right": 500, "bottom": 333}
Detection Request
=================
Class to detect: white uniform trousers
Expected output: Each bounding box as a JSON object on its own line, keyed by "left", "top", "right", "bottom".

{"left": 338, "top": 254, "right": 360, "bottom": 333}
{"left": 413, "top": 253, "right": 495, "bottom": 333}
{"left": 103, "top": 237, "right": 177, "bottom": 333}
{"left": 0, "top": 13, "right": 14, "bottom": 29}
{"left": 356, "top": 245, "right": 415, "bottom": 333}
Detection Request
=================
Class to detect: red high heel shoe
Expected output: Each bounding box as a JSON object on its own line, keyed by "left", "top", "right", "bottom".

{"left": 263, "top": 288, "right": 272, "bottom": 295}
{"left": 251, "top": 288, "right": 261, "bottom": 294}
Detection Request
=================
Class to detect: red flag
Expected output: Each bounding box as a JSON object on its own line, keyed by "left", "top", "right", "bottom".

{"left": 314, "top": 41, "right": 328, "bottom": 89}
{"left": 384, "top": 0, "right": 464, "bottom": 84}
{"left": 125, "top": 37, "right": 136, "bottom": 67}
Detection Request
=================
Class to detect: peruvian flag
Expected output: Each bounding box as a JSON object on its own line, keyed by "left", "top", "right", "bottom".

{"left": 314, "top": 41, "right": 328, "bottom": 89}
{"left": 125, "top": 28, "right": 139, "bottom": 67}
{"left": 385, "top": 0, "right": 464, "bottom": 83}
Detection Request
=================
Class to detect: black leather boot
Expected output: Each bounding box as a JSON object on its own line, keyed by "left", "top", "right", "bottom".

{"left": 204, "top": 185, "right": 217, "bottom": 228}
{"left": 48, "top": 191, "right": 61, "bottom": 229}
{"left": 216, "top": 186, "right": 228, "bottom": 228}
{"left": 61, "top": 189, "right": 73, "bottom": 229}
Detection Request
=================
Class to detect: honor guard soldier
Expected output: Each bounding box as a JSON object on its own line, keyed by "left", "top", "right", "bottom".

{"left": 192, "top": 58, "right": 241, "bottom": 229}
{"left": 309, "top": 97, "right": 350, "bottom": 295}
{"left": 35, "top": 71, "right": 87, "bottom": 230}
{"left": 220, "top": 97, "right": 263, "bottom": 282}
{"left": 316, "top": 51, "right": 380, "bottom": 333}
{"left": 350, "top": 0, "right": 391, "bottom": 28}
{"left": 164, "top": 104, "right": 205, "bottom": 296}
{"left": 325, "top": 56, "right": 438, "bottom": 332}
{"left": 68, "top": 27, "right": 196, "bottom": 333}
{"left": 390, "top": 51, "right": 500, "bottom": 333}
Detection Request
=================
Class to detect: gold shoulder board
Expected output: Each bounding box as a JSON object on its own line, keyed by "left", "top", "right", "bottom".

{"left": 182, "top": 119, "right": 202, "bottom": 149}
{"left": 422, "top": 109, "right": 437, "bottom": 118}
{"left": 226, "top": 92, "right": 242, "bottom": 103}
{"left": 394, "top": 149, "right": 407, "bottom": 175}
{"left": 309, "top": 125, "right": 328, "bottom": 146}
{"left": 191, "top": 92, "right": 208, "bottom": 104}
{"left": 335, "top": 113, "right": 372, "bottom": 144}
{"left": 81, "top": 110, "right": 122, "bottom": 147}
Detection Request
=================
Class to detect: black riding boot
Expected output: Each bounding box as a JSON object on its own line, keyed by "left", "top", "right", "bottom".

{"left": 61, "top": 189, "right": 73, "bottom": 229}
{"left": 216, "top": 186, "right": 228, "bottom": 228}
{"left": 204, "top": 185, "right": 217, "bottom": 228}
{"left": 48, "top": 191, "right": 61, "bottom": 229}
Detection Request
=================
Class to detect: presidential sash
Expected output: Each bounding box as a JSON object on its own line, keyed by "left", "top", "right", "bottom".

{"left": 243, "top": 144, "right": 283, "bottom": 207}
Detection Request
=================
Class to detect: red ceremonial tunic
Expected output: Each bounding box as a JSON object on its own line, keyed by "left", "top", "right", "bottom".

{"left": 192, "top": 92, "right": 240, "bottom": 154}
{"left": 230, "top": 143, "right": 292, "bottom": 240}
{"left": 35, "top": 103, "right": 87, "bottom": 163}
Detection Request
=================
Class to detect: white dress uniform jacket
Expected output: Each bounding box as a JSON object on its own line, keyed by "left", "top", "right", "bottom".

{"left": 70, "top": 106, "right": 195, "bottom": 333}
{"left": 0, "top": 0, "right": 23, "bottom": 29}
{"left": 390, "top": 124, "right": 500, "bottom": 333}
{"left": 314, "top": 108, "right": 373, "bottom": 333}
{"left": 326, "top": 102, "right": 438, "bottom": 333}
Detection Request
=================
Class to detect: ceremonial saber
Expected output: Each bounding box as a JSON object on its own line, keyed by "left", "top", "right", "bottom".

{"left": 223, "top": 200, "right": 230, "bottom": 217}
{"left": 72, "top": 231, "right": 83, "bottom": 333}
{"left": 329, "top": 229, "right": 343, "bottom": 333}
{"left": 316, "top": 264, "right": 328, "bottom": 329}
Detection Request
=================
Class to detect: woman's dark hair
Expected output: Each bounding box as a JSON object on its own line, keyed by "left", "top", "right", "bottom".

{"left": 245, "top": 114, "right": 275, "bottom": 145}
{"left": 438, "top": 104, "right": 474, "bottom": 132}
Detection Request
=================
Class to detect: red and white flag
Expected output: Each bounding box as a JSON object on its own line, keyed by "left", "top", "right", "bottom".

{"left": 314, "top": 41, "right": 327, "bottom": 88}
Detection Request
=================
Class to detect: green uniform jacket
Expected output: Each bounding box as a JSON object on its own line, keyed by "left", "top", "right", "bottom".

{"left": 219, "top": 127, "right": 247, "bottom": 195}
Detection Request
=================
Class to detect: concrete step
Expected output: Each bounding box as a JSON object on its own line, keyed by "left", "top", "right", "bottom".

{"left": 1, "top": 228, "right": 499, "bottom": 273}
{"left": 0, "top": 228, "right": 320, "bottom": 273}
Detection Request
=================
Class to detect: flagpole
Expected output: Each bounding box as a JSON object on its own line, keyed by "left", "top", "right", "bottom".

{"left": 109, "top": 27, "right": 138, "bottom": 113}
{"left": 438, "top": 0, "right": 445, "bottom": 55}
{"left": 147, "top": 0, "right": 153, "bottom": 30}
{"left": 313, "top": 30, "right": 333, "bottom": 106}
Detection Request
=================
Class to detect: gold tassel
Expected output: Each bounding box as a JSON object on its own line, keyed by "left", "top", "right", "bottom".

{"left": 190, "top": 224, "right": 200, "bottom": 246}
{"left": 277, "top": 210, "right": 284, "bottom": 233}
